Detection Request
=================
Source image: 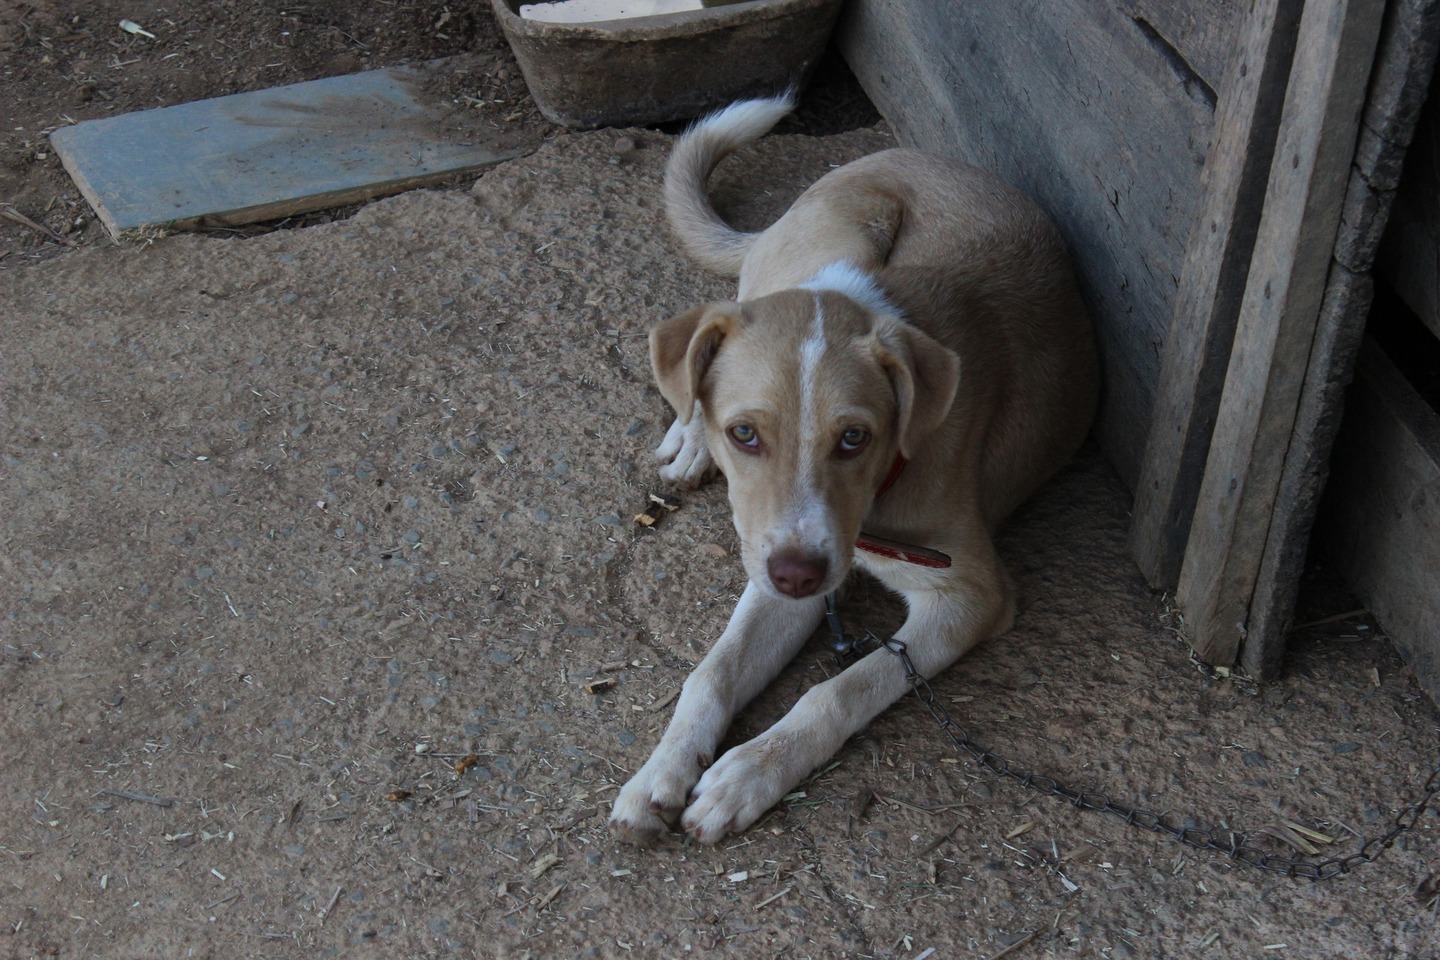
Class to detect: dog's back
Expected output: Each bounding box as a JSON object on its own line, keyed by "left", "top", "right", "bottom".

{"left": 830, "top": 151, "right": 1099, "bottom": 526}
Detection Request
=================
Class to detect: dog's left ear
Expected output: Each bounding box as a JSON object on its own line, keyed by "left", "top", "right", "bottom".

{"left": 650, "top": 302, "right": 746, "bottom": 421}
{"left": 872, "top": 321, "right": 961, "bottom": 458}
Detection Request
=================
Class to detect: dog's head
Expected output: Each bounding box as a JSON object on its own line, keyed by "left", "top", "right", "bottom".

{"left": 650, "top": 265, "right": 960, "bottom": 599}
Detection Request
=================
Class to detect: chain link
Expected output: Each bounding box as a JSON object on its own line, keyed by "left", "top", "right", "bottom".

{"left": 824, "top": 595, "right": 1440, "bottom": 880}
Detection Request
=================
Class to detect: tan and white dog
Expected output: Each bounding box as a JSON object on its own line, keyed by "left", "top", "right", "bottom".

{"left": 609, "top": 94, "right": 1099, "bottom": 845}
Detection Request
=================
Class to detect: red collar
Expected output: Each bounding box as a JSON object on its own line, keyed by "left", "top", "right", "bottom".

{"left": 855, "top": 453, "right": 952, "bottom": 568}
{"left": 854, "top": 531, "right": 952, "bottom": 568}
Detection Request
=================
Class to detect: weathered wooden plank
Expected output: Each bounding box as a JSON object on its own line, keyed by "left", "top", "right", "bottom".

{"left": 838, "top": 0, "right": 1237, "bottom": 487}
{"left": 1239, "top": 264, "right": 1372, "bottom": 679}
{"left": 1347, "top": 0, "right": 1440, "bottom": 255}
{"left": 1129, "top": 0, "right": 1302, "bottom": 589}
{"left": 50, "top": 63, "right": 533, "bottom": 239}
{"left": 1243, "top": 0, "right": 1440, "bottom": 680}
{"left": 1176, "top": 0, "right": 1386, "bottom": 667}
{"left": 1318, "top": 339, "right": 1440, "bottom": 704}
{"left": 1115, "top": 0, "right": 1245, "bottom": 96}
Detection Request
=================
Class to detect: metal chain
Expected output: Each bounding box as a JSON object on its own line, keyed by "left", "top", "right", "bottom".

{"left": 824, "top": 595, "right": 1440, "bottom": 880}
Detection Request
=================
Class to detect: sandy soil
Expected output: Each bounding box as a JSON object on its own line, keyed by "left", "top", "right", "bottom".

{"left": 3, "top": 3, "right": 1440, "bottom": 959}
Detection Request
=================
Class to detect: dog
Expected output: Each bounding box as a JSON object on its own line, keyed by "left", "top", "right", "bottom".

{"left": 609, "top": 93, "right": 1099, "bottom": 845}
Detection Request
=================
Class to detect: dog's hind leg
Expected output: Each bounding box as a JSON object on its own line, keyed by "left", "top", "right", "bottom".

{"left": 609, "top": 583, "right": 825, "bottom": 844}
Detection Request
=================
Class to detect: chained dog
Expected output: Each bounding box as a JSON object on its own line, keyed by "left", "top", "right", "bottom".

{"left": 609, "top": 94, "right": 1099, "bottom": 844}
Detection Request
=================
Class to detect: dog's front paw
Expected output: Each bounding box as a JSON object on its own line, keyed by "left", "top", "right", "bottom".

{"left": 654, "top": 416, "right": 714, "bottom": 488}
{"left": 609, "top": 749, "right": 707, "bottom": 845}
{"left": 681, "top": 736, "right": 795, "bottom": 844}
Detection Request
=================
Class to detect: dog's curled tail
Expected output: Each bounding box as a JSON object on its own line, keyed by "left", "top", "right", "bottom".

{"left": 664, "top": 91, "right": 796, "bottom": 276}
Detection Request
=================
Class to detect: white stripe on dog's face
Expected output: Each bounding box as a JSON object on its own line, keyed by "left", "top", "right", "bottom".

{"left": 784, "top": 295, "right": 837, "bottom": 564}
{"left": 797, "top": 295, "right": 827, "bottom": 477}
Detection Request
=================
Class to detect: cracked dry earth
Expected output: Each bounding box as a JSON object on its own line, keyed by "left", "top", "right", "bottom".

{"left": 3, "top": 62, "right": 1440, "bottom": 960}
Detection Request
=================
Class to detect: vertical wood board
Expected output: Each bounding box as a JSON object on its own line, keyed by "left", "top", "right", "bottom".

{"left": 1129, "top": 0, "right": 1303, "bottom": 589}
{"left": 1238, "top": 265, "right": 1372, "bottom": 679}
{"left": 1243, "top": 0, "right": 1440, "bottom": 678}
{"left": 1176, "top": 0, "right": 1386, "bottom": 666}
{"left": 839, "top": 0, "right": 1238, "bottom": 487}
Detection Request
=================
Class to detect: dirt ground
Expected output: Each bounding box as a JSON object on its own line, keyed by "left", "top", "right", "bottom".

{"left": 3, "top": 3, "right": 1440, "bottom": 959}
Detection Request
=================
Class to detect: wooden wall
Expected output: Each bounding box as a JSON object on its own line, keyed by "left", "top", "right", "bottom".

{"left": 838, "top": 0, "right": 1243, "bottom": 486}
{"left": 840, "top": 0, "right": 1440, "bottom": 685}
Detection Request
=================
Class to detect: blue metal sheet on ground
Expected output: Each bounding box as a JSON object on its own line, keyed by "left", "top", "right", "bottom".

{"left": 51, "top": 64, "right": 528, "bottom": 238}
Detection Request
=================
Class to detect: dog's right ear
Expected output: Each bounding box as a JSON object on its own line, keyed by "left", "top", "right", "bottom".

{"left": 872, "top": 320, "right": 961, "bottom": 458}
{"left": 649, "top": 302, "right": 746, "bottom": 422}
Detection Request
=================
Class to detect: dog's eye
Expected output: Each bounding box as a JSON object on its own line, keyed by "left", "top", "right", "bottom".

{"left": 838, "top": 427, "right": 870, "bottom": 456}
{"left": 728, "top": 424, "right": 760, "bottom": 449}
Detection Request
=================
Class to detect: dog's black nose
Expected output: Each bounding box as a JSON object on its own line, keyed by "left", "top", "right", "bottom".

{"left": 767, "top": 550, "right": 828, "bottom": 598}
